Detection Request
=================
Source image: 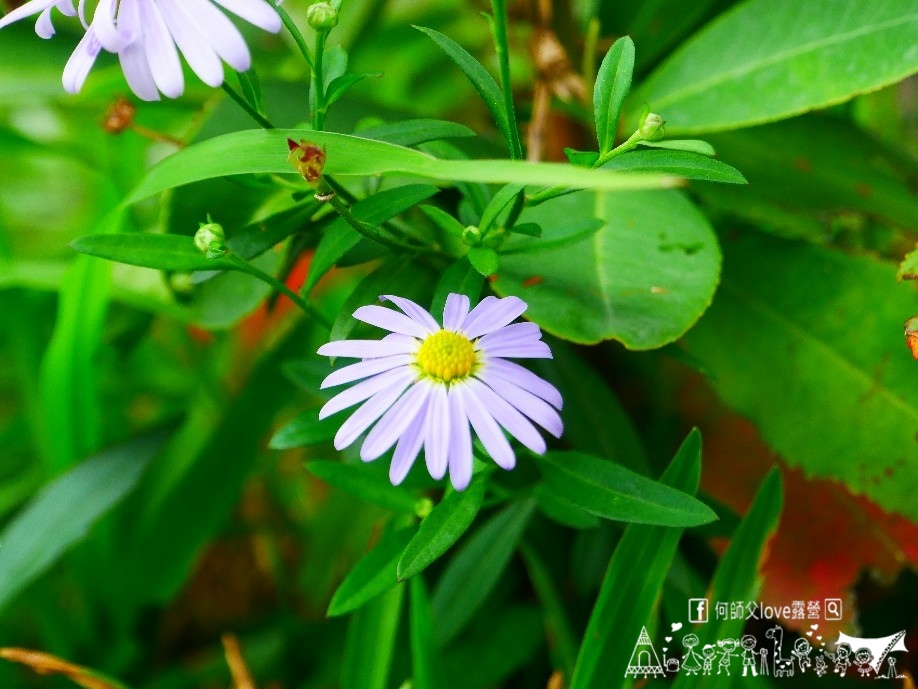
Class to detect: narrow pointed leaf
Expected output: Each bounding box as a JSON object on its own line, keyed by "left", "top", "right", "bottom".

{"left": 305, "top": 461, "right": 420, "bottom": 515}
{"left": 594, "top": 37, "right": 635, "bottom": 153}
{"left": 71, "top": 234, "right": 236, "bottom": 272}
{"left": 601, "top": 149, "right": 746, "bottom": 184}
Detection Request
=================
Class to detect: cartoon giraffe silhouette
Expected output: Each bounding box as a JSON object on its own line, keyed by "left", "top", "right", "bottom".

{"left": 765, "top": 626, "right": 795, "bottom": 677}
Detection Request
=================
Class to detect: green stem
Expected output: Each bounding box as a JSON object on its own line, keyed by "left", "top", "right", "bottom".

{"left": 276, "top": 5, "right": 314, "bottom": 69}
{"left": 312, "top": 30, "right": 328, "bottom": 131}
{"left": 526, "top": 131, "right": 644, "bottom": 206}
{"left": 226, "top": 253, "right": 330, "bottom": 328}
{"left": 582, "top": 17, "right": 601, "bottom": 111}
{"left": 490, "top": 0, "right": 522, "bottom": 160}
{"left": 221, "top": 83, "right": 274, "bottom": 129}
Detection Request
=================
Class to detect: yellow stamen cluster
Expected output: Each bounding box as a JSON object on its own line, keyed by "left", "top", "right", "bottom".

{"left": 416, "top": 330, "right": 476, "bottom": 382}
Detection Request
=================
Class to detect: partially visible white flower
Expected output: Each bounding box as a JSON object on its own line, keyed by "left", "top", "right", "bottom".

{"left": 0, "top": 0, "right": 282, "bottom": 100}
{"left": 317, "top": 294, "right": 564, "bottom": 491}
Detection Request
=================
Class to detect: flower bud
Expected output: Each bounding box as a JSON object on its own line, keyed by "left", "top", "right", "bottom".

{"left": 462, "top": 225, "right": 482, "bottom": 246}
{"left": 414, "top": 497, "right": 434, "bottom": 519}
{"left": 287, "top": 138, "right": 327, "bottom": 186}
{"left": 306, "top": 2, "right": 338, "bottom": 31}
{"left": 194, "top": 220, "right": 227, "bottom": 259}
{"left": 638, "top": 112, "right": 665, "bottom": 141}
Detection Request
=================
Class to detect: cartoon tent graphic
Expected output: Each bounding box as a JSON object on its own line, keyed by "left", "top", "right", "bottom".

{"left": 835, "top": 631, "right": 907, "bottom": 674}
{"left": 625, "top": 626, "right": 665, "bottom": 678}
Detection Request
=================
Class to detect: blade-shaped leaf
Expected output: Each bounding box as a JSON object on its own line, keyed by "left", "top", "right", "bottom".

{"left": 305, "top": 461, "right": 421, "bottom": 515}
{"left": 601, "top": 148, "right": 746, "bottom": 184}
{"left": 594, "top": 36, "right": 635, "bottom": 153}
{"left": 355, "top": 119, "right": 476, "bottom": 147}
{"left": 269, "top": 411, "right": 337, "bottom": 449}
{"left": 341, "top": 583, "right": 404, "bottom": 689}
{"left": 71, "top": 234, "right": 236, "bottom": 273}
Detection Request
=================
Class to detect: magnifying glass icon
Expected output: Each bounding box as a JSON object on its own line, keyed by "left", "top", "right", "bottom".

{"left": 825, "top": 599, "right": 842, "bottom": 620}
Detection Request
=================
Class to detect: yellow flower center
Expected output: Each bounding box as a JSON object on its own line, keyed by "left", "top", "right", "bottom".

{"left": 416, "top": 330, "right": 476, "bottom": 382}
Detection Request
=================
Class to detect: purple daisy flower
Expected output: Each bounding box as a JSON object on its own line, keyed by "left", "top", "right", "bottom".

{"left": 317, "top": 294, "right": 564, "bottom": 491}
{"left": 0, "top": 0, "right": 281, "bottom": 100}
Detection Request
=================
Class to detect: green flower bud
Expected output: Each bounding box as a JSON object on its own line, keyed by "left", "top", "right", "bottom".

{"left": 638, "top": 112, "right": 665, "bottom": 141}
{"left": 414, "top": 497, "right": 434, "bottom": 520}
{"left": 306, "top": 2, "right": 338, "bottom": 31}
{"left": 462, "top": 225, "right": 482, "bottom": 246}
{"left": 194, "top": 221, "right": 227, "bottom": 259}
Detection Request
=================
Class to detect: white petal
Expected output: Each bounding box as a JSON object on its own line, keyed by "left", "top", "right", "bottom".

{"left": 483, "top": 341, "right": 553, "bottom": 359}
{"left": 58, "top": 0, "right": 77, "bottom": 17}
{"left": 354, "top": 304, "right": 431, "bottom": 338}
{"left": 137, "top": 0, "right": 184, "bottom": 98}
{"left": 177, "top": 0, "right": 251, "bottom": 71}
{"left": 62, "top": 29, "right": 101, "bottom": 94}
{"left": 319, "top": 366, "right": 415, "bottom": 419}
{"left": 381, "top": 295, "right": 440, "bottom": 333}
{"left": 423, "top": 384, "right": 450, "bottom": 480}
{"left": 116, "top": 0, "right": 159, "bottom": 100}
{"left": 210, "top": 0, "right": 281, "bottom": 32}
{"left": 481, "top": 375, "right": 563, "bottom": 438}
{"left": 484, "top": 358, "right": 562, "bottom": 409}
{"left": 361, "top": 380, "right": 431, "bottom": 461}
{"left": 466, "top": 378, "right": 546, "bottom": 454}
{"left": 390, "top": 400, "right": 428, "bottom": 485}
{"left": 446, "top": 386, "right": 473, "bottom": 490}
{"left": 443, "top": 293, "right": 470, "bottom": 331}
{"left": 320, "top": 355, "right": 411, "bottom": 389}
{"left": 462, "top": 296, "right": 527, "bottom": 339}
{"left": 456, "top": 383, "right": 515, "bottom": 470}
{"left": 0, "top": 0, "right": 58, "bottom": 31}
{"left": 477, "top": 322, "right": 543, "bottom": 350}
{"left": 317, "top": 338, "right": 415, "bottom": 359}
{"left": 91, "top": 0, "right": 130, "bottom": 52}
{"left": 156, "top": 0, "right": 225, "bottom": 87}
{"left": 334, "top": 379, "right": 413, "bottom": 451}
{"left": 35, "top": 7, "right": 55, "bottom": 38}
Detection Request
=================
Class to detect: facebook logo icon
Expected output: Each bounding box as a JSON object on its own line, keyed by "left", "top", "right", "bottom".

{"left": 689, "top": 598, "right": 709, "bottom": 623}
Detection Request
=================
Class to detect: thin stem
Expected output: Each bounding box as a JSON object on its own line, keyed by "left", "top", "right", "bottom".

{"left": 312, "top": 32, "right": 327, "bottom": 131}
{"left": 582, "top": 17, "right": 601, "bottom": 111}
{"left": 221, "top": 83, "right": 274, "bottom": 129}
{"left": 490, "top": 0, "right": 522, "bottom": 160}
{"left": 276, "top": 5, "right": 314, "bottom": 69}
{"left": 226, "top": 253, "right": 331, "bottom": 328}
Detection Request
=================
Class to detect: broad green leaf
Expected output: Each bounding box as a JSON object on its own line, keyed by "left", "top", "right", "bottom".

{"left": 0, "top": 431, "right": 165, "bottom": 615}
{"left": 431, "top": 499, "right": 536, "bottom": 644}
{"left": 326, "top": 72, "right": 381, "bottom": 106}
{"left": 356, "top": 119, "right": 476, "bottom": 147}
{"left": 495, "top": 190, "right": 721, "bottom": 348}
{"left": 328, "top": 527, "right": 415, "bottom": 616}
{"left": 638, "top": 139, "right": 716, "bottom": 156}
{"left": 569, "top": 429, "right": 702, "bottom": 689}
{"left": 409, "top": 578, "right": 443, "bottom": 689}
{"left": 601, "top": 149, "right": 746, "bottom": 184}
{"left": 466, "top": 246, "right": 499, "bottom": 276}
{"left": 594, "top": 37, "right": 635, "bottom": 153}
{"left": 269, "top": 411, "right": 337, "bottom": 449}
{"left": 71, "top": 233, "right": 236, "bottom": 273}
{"left": 398, "top": 477, "right": 488, "bottom": 580}
{"left": 537, "top": 450, "right": 716, "bottom": 526}
{"left": 533, "top": 483, "right": 600, "bottom": 530}
{"left": 635, "top": 0, "right": 918, "bottom": 134}
{"left": 671, "top": 469, "right": 783, "bottom": 689}
{"left": 414, "top": 25, "right": 514, "bottom": 157}
{"left": 341, "top": 583, "right": 404, "bottom": 689}
{"left": 127, "top": 130, "right": 677, "bottom": 203}
{"left": 681, "top": 233, "right": 918, "bottom": 517}
{"left": 305, "top": 461, "right": 421, "bottom": 515}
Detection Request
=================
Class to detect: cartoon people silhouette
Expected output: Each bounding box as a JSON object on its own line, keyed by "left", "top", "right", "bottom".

{"left": 854, "top": 648, "right": 873, "bottom": 678}
{"left": 740, "top": 635, "right": 758, "bottom": 677}
{"left": 681, "top": 634, "right": 702, "bottom": 676}
{"left": 717, "top": 639, "right": 739, "bottom": 676}
{"left": 827, "top": 643, "right": 851, "bottom": 677}
{"left": 759, "top": 647, "right": 769, "bottom": 676}
{"left": 701, "top": 645, "right": 716, "bottom": 675}
{"left": 791, "top": 637, "right": 812, "bottom": 673}
{"left": 814, "top": 655, "right": 827, "bottom": 676}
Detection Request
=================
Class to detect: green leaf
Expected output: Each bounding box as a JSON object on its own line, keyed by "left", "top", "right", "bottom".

{"left": 569, "top": 430, "right": 702, "bottom": 689}
{"left": 356, "top": 119, "right": 476, "bottom": 147}
{"left": 681, "top": 233, "right": 918, "bottom": 517}
{"left": 0, "top": 431, "right": 165, "bottom": 615}
{"left": 71, "top": 233, "right": 236, "bottom": 273}
{"left": 269, "top": 411, "right": 337, "bottom": 449}
{"left": 341, "top": 583, "right": 404, "bottom": 689}
{"left": 414, "top": 25, "right": 514, "bottom": 157}
{"left": 466, "top": 246, "right": 499, "bottom": 276}
{"left": 638, "top": 139, "right": 716, "bottom": 156}
{"left": 409, "top": 577, "right": 444, "bottom": 689}
{"left": 328, "top": 527, "right": 416, "bottom": 616}
{"left": 564, "top": 148, "right": 600, "bottom": 167}
{"left": 326, "top": 72, "right": 382, "bottom": 106}
{"left": 635, "top": 0, "right": 918, "bottom": 134}
{"left": 533, "top": 484, "right": 600, "bottom": 530}
{"left": 479, "top": 183, "right": 524, "bottom": 234}
{"left": 670, "top": 469, "right": 783, "bottom": 689}
{"left": 509, "top": 222, "right": 541, "bottom": 237}
{"left": 601, "top": 149, "right": 746, "bottom": 184}
{"left": 899, "top": 246, "right": 918, "bottom": 281}
{"left": 419, "top": 204, "right": 465, "bottom": 238}
{"left": 536, "top": 450, "right": 716, "bottom": 526}
{"left": 398, "top": 477, "right": 488, "bottom": 581}
{"left": 128, "top": 129, "right": 677, "bottom": 203}
{"left": 494, "top": 190, "right": 721, "bottom": 348}
{"left": 430, "top": 258, "right": 485, "bottom": 319}
{"left": 235, "top": 68, "right": 266, "bottom": 117}
{"left": 305, "top": 461, "right": 421, "bottom": 514}
{"left": 431, "top": 499, "right": 535, "bottom": 644}
{"left": 594, "top": 36, "right": 635, "bottom": 153}
{"left": 500, "top": 218, "right": 603, "bottom": 255}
